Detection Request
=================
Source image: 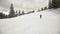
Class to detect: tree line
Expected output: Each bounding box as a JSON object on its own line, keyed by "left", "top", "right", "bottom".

{"left": 0, "top": 3, "right": 48, "bottom": 19}
{"left": 1, "top": 0, "right": 60, "bottom": 19}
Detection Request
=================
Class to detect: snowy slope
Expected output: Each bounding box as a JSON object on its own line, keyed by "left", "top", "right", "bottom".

{"left": 0, "top": 9, "right": 60, "bottom": 34}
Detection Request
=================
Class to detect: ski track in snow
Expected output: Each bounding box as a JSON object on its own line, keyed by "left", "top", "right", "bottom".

{"left": 0, "top": 9, "right": 60, "bottom": 34}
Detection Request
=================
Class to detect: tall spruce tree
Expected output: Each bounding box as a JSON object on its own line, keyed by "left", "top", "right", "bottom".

{"left": 9, "top": 3, "right": 15, "bottom": 17}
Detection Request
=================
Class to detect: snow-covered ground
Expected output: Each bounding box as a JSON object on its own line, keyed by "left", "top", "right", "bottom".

{"left": 0, "top": 9, "right": 60, "bottom": 34}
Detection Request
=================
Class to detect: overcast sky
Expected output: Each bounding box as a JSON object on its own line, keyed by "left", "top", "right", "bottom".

{"left": 0, "top": 0, "right": 49, "bottom": 10}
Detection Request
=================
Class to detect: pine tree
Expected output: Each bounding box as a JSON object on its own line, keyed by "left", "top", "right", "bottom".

{"left": 9, "top": 3, "right": 15, "bottom": 17}
{"left": 16, "top": 11, "right": 18, "bottom": 16}
{"left": 48, "top": 0, "right": 60, "bottom": 9}
{"left": 44, "top": 6, "right": 47, "bottom": 10}
{"left": 41, "top": 8, "right": 43, "bottom": 11}
{"left": 22, "top": 10, "right": 24, "bottom": 15}
{"left": 58, "top": 0, "right": 60, "bottom": 8}
{"left": 16, "top": 11, "right": 17, "bottom": 14}
{"left": 37, "top": 9, "right": 41, "bottom": 12}
{"left": 19, "top": 10, "right": 21, "bottom": 15}
{"left": 52, "top": 0, "right": 57, "bottom": 9}
{"left": 48, "top": 0, "right": 52, "bottom": 9}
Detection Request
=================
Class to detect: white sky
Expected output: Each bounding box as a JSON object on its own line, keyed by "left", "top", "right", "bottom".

{"left": 0, "top": 0, "right": 49, "bottom": 10}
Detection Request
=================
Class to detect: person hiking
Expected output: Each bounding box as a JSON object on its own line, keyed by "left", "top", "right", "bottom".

{"left": 40, "top": 15, "right": 42, "bottom": 19}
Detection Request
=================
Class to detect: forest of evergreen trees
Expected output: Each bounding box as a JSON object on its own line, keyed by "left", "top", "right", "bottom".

{"left": 48, "top": 0, "right": 60, "bottom": 9}
{"left": 0, "top": 3, "right": 48, "bottom": 19}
